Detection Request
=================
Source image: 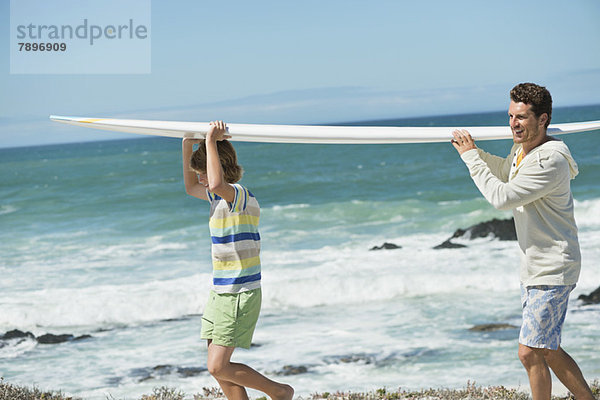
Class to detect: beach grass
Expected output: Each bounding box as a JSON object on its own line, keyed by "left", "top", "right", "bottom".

{"left": 1, "top": 379, "right": 598, "bottom": 400}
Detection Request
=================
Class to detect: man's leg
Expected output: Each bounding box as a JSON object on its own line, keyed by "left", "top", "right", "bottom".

{"left": 207, "top": 341, "right": 294, "bottom": 400}
{"left": 519, "top": 344, "right": 552, "bottom": 400}
{"left": 544, "top": 347, "right": 595, "bottom": 400}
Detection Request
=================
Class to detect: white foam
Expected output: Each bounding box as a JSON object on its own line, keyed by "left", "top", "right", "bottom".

{"left": 260, "top": 234, "right": 520, "bottom": 309}
{"left": 575, "top": 198, "right": 600, "bottom": 228}
{"left": 0, "top": 337, "right": 37, "bottom": 359}
{"left": 0, "top": 204, "right": 18, "bottom": 215}
{"left": 270, "top": 203, "right": 311, "bottom": 211}
{"left": 0, "top": 273, "right": 211, "bottom": 333}
{"left": 0, "top": 230, "right": 521, "bottom": 332}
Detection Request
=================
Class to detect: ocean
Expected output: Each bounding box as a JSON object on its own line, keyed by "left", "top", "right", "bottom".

{"left": 1, "top": 106, "right": 599, "bottom": 399}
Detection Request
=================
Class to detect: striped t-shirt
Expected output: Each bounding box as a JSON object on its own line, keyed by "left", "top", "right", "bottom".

{"left": 207, "top": 184, "right": 261, "bottom": 294}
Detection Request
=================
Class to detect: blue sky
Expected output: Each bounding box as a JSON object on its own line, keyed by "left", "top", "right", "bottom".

{"left": 1, "top": 0, "right": 599, "bottom": 147}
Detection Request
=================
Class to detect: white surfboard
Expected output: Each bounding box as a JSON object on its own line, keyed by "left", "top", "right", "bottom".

{"left": 49, "top": 115, "right": 600, "bottom": 144}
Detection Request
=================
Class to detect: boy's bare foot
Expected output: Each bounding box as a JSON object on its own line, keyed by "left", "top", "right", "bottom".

{"left": 272, "top": 384, "right": 294, "bottom": 400}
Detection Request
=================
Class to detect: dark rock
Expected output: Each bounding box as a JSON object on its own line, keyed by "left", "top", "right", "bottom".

{"left": 434, "top": 217, "right": 516, "bottom": 249}
{"left": 275, "top": 365, "right": 309, "bottom": 376}
{"left": 37, "top": 333, "right": 74, "bottom": 344}
{"left": 453, "top": 218, "right": 516, "bottom": 241}
{"left": 130, "top": 367, "right": 155, "bottom": 382}
{"left": 469, "top": 323, "right": 518, "bottom": 332}
{"left": 578, "top": 285, "right": 600, "bottom": 305}
{"left": 1, "top": 329, "right": 35, "bottom": 340}
{"left": 73, "top": 334, "right": 93, "bottom": 341}
{"left": 152, "top": 364, "right": 174, "bottom": 374}
{"left": 370, "top": 242, "right": 402, "bottom": 251}
{"left": 131, "top": 364, "right": 207, "bottom": 382}
{"left": 433, "top": 240, "right": 467, "bottom": 249}
{"left": 325, "top": 353, "right": 375, "bottom": 364}
{"left": 399, "top": 347, "right": 440, "bottom": 359}
{"left": 177, "top": 366, "right": 207, "bottom": 377}
{"left": 105, "top": 376, "right": 123, "bottom": 386}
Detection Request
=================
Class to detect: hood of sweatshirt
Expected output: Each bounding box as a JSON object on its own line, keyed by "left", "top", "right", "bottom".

{"left": 531, "top": 137, "right": 579, "bottom": 179}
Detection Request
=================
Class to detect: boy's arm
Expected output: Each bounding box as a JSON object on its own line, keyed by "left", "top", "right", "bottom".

{"left": 182, "top": 138, "right": 209, "bottom": 201}
{"left": 205, "top": 121, "right": 236, "bottom": 203}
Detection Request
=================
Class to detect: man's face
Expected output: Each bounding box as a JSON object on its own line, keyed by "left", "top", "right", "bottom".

{"left": 508, "top": 101, "right": 546, "bottom": 145}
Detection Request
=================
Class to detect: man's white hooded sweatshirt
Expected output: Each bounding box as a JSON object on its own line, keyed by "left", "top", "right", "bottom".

{"left": 460, "top": 138, "right": 581, "bottom": 287}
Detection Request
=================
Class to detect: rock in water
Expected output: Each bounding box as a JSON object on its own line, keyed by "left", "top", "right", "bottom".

{"left": 452, "top": 218, "right": 517, "bottom": 241}
{"left": 469, "top": 323, "right": 518, "bottom": 332}
{"left": 433, "top": 240, "right": 467, "bottom": 249}
{"left": 276, "top": 365, "right": 309, "bottom": 375}
{"left": 370, "top": 242, "right": 402, "bottom": 251}
{"left": 37, "top": 334, "right": 74, "bottom": 344}
{"left": 1, "top": 329, "right": 35, "bottom": 340}
{"left": 434, "top": 217, "right": 517, "bottom": 249}
{"left": 578, "top": 285, "right": 600, "bottom": 305}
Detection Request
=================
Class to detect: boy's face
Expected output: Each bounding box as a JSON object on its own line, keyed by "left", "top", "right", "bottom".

{"left": 196, "top": 170, "right": 209, "bottom": 188}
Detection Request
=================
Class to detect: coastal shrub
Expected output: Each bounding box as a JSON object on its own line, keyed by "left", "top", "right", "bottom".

{"left": 0, "top": 377, "right": 81, "bottom": 400}
{"left": 309, "top": 380, "right": 600, "bottom": 400}
{"left": 140, "top": 386, "right": 185, "bottom": 400}
{"left": 196, "top": 387, "right": 225, "bottom": 399}
{"left": 0, "top": 378, "right": 598, "bottom": 400}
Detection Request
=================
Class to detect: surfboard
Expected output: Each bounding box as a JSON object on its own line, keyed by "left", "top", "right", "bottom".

{"left": 49, "top": 115, "right": 600, "bottom": 144}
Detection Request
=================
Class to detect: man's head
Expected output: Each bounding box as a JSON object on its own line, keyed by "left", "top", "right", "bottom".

{"left": 510, "top": 83, "right": 552, "bottom": 128}
{"left": 190, "top": 139, "right": 243, "bottom": 183}
{"left": 508, "top": 83, "right": 552, "bottom": 150}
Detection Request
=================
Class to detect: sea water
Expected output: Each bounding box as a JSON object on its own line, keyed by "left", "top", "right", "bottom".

{"left": 1, "top": 107, "right": 599, "bottom": 399}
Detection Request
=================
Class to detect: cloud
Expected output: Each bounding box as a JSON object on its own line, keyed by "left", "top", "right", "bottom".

{"left": 2, "top": 81, "right": 595, "bottom": 148}
{"left": 117, "top": 84, "right": 509, "bottom": 124}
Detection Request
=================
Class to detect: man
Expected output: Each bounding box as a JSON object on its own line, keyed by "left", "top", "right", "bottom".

{"left": 451, "top": 82, "right": 595, "bottom": 400}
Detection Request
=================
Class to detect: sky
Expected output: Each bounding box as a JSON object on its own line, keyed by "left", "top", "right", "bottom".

{"left": 1, "top": 0, "right": 599, "bottom": 148}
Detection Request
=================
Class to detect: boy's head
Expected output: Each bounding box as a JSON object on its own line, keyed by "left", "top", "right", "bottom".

{"left": 190, "top": 139, "right": 243, "bottom": 183}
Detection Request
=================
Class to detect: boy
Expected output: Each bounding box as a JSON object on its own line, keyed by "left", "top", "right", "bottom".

{"left": 182, "top": 121, "right": 294, "bottom": 400}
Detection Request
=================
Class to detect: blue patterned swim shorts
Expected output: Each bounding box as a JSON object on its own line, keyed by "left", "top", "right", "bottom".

{"left": 519, "top": 285, "right": 575, "bottom": 350}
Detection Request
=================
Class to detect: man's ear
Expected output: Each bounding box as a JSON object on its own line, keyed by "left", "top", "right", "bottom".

{"left": 539, "top": 113, "right": 549, "bottom": 128}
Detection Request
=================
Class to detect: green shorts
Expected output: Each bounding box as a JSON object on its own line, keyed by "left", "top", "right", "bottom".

{"left": 200, "top": 288, "right": 261, "bottom": 349}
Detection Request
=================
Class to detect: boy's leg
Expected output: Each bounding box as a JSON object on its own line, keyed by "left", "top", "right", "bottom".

{"left": 215, "top": 378, "right": 250, "bottom": 400}
{"left": 544, "top": 347, "right": 595, "bottom": 400}
{"left": 208, "top": 340, "right": 249, "bottom": 400}
{"left": 207, "top": 342, "right": 294, "bottom": 400}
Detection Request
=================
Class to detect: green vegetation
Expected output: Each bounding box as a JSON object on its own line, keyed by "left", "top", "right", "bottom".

{"left": 1, "top": 378, "right": 598, "bottom": 400}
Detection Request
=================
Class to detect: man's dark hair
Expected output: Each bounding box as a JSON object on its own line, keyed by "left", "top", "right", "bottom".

{"left": 510, "top": 83, "right": 552, "bottom": 128}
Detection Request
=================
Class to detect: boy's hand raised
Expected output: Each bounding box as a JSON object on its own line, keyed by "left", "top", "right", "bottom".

{"left": 207, "top": 120, "right": 232, "bottom": 141}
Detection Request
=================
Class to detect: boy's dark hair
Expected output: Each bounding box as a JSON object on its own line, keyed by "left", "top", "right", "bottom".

{"left": 190, "top": 140, "right": 243, "bottom": 183}
{"left": 510, "top": 82, "right": 552, "bottom": 128}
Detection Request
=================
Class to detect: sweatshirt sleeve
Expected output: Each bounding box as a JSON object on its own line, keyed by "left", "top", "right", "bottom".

{"left": 460, "top": 148, "right": 564, "bottom": 211}
{"left": 476, "top": 148, "right": 512, "bottom": 182}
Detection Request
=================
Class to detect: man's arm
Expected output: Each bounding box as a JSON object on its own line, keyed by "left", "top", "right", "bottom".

{"left": 182, "top": 138, "right": 209, "bottom": 201}
{"left": 460, "top": 149, "right": 563, "bottom": 210}
{"left": 451, "top": 129, "right": 561, "bottom": 210}
{"left": 451, "top": 129, "right": 511, "bottom": 181}
{"left": 477, "top": 148, "right": 512, "bottom": 182}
